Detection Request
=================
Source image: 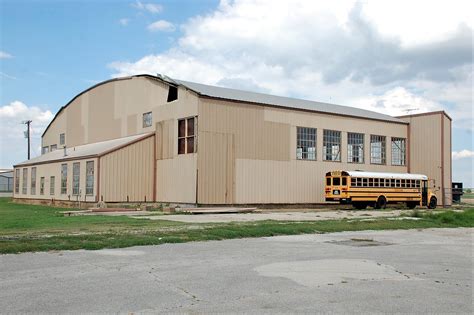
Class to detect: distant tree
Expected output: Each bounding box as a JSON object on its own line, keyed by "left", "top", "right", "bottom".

{"left": 466, "top": 188, "right": 472, "bottom": 193}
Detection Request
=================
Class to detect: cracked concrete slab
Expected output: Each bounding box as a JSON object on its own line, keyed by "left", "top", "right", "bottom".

{"left": 0, "top": 228, "right": 472, "bottom": 313}
{"left": 140, "top": 209, "right": 414, "bottom": 223}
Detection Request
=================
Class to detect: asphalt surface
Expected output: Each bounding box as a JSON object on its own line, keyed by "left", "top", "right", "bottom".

{"left": 1, "top": 228, "right": 472, "bottom": 314}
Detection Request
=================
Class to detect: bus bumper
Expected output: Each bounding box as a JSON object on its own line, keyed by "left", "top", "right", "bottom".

{"left": 325, "top": 197, "right": 351, "bottom": 204}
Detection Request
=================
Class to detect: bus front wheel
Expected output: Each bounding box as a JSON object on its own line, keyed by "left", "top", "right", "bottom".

{"left": 375, "top": 196, "right": 387, "bottom": 209}
{"left": 428, "top": 197, "right": 437, "bottom": 209}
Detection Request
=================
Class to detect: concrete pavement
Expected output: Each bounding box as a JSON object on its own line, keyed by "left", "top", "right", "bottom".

{"left": 0, "top": 228, "right": 472, "bottom": 313}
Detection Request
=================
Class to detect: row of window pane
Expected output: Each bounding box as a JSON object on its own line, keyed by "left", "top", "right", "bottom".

{"left": 42, "top": 133, "right": 65, "bottom": 155}
{"left": 323, "top": 130, "right": 341, "bottom": 161}
{"left": 351, "top": 177, "right": 421, "bottom": 188}
{"left": 296, "top": 127, "right": 316, "bottom": 160}
{"left": 16, "top": 161, "right": 94, "bottom": 196}
{"left": 297, "top": 128, "right": 405, "bottom": 165}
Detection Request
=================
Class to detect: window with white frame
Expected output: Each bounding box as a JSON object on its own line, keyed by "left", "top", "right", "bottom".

{"left": 42, "top": 146, "right": 49, "bottom": 154}
{"left": 370, "top": 135, "right": 386, "bottom": 164}
{"left": 61, "top": 164, "right": 67, "bottom": 194}
{"left": 323, "top": 130, "right": 341, "bottom": 161}
{"left": 15, "top": 169, "right": 20, "bottom": 194}
{"left": 143, "top": 112, "right": 152, "bottom": 128}
{"left": 391, "top": 137, "right": 406, "bottom": 166}
{"left": 22, "top": 168, "right": 28, "bottom": 194}
{"left": 50, "top": 176, "right": 55, "bottom": 195}
{"left": 50, "top": 144, "right": 57, "bottom": 151}
{"left": 296, "top": 127, "right": 316, "bottom": 160}
{"left": 40, "top": 177, "right": 45, "bottom": 195}
{"left": 347, "top": 132, "right": 364, "bottom": 163}
{"left": 31, "top": 167, "right": 37, "bottom": 195}
{"left": 72, "top": 162, "right": 80, "bottom": 195}
{"left": 178, "top": 117, "right": 197, "bottom": 154}
{"left": 348, "top": 132, "right": 364, "bottom": 163}
{"left": 86, "top": 161, "right": 94, "bottom": 195}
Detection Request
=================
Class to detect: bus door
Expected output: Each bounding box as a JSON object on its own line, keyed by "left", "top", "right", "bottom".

{"left": 422, "top": 180, "right": 428, "bottom": 206}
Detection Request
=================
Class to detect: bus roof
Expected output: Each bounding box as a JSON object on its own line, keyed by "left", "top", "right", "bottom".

{"left": 344, "top": 171, "right": 428, "bottom": 180}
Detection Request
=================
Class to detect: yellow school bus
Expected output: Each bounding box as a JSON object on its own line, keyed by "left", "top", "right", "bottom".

{"left": 325, "top": 170, "right": 437, "bottom": 209}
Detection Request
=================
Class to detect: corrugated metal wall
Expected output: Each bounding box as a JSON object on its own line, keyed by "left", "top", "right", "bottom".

{"left": 198, "top": 98, "right": 409, "bottom": 204}
{"left": 12, "top": 158, "right": 98, "bottom": 202}
{"left": 443, "top": 116, "right": 452, "bottom": 206}
{"left": 401, "top": 112, "right": 452, "bottom": 206}
{"left": 99, "top": 136, "right": 154, "bottom": 202}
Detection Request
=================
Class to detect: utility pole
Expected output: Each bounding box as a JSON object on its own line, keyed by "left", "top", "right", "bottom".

{"left": 22, "top": 120, "right": 32, "bottom": 160}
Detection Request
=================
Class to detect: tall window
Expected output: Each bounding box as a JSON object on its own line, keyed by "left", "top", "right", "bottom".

{"left": 15, "top": 169, "right": 20, "bottom": 194}
{"left": 178, "top": 117, "right": 197, "bottom": 154}
{"left": 72, "top": 162, "right": 80, "bottom": 195}
{"left": 40, "top": 177, "right": 45, "bottom": 195}
{"left": 143, "top": 112, "right": 152, "bottom": 128}
{"left": 297, "top": 127, "right": 316, "bottom": 160}
{"left": 22, "top": 168, "right": 28, "bottom": 194}
{"left": 348, "top": 132, "right": 364, "bottom": 163}
{"left": 370, "top": 135, "right": 386, "bottom": 164}
{"left": 60, "top": 133, "right": 65, "bottom": 145}
{"left": 86, "top": 161, "right": 94, "bottom": 195}
{"left": 323, "top": 130, "right": 341, "bottom": 161}
{"left": 31, "top": 167, "right": 37, "bottom": 195}
{"left": 61, "top": 164, "right": 67, "bottom": 194}
{"left": 391, "top": 137, "right": 406, "bottom": 166}
{"left": 50, "top": 176, "right": 55, "bottom": 195}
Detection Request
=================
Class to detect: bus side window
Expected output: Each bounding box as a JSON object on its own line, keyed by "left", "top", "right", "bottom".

{"left": 351, "top": 178, "right": 356, "bottom": 186}
{"left": 368, "top": 178, "right": 373, "bottom": 187}
{"left": 363, "top": 178, "right": 368, "bottom": 187}
{"left": 401, "top": 179, "right": 406, "bottom": 188}
{"left": 326, "top": 177, "right": 331, "bottom": 186}
{"left": 416, "top": 180, "right": 420, "bottom": 188}
{"left": 374, "top": 178, "right": 379, "bottom": 187}
{"left": 342, "top": 177, "right": 347, "bottom": 186}
{"left": 390, "top": 179, "right": 395, "bottom": 187}
{"left": 357, "top": 178, "right": 362, "bottom": 186}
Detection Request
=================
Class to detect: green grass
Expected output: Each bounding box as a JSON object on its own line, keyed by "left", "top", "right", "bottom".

{"left": 1, "top": 197, "right": 473, "bottom": 254}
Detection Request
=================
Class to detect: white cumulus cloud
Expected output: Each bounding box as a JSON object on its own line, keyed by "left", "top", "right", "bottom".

{"left": 0, "top": 51, "right": 13, "bottom": 59}
{"left": 132, "top": 0, "right": 162, "bottom": 14}
{"left": 110, "top": 0, "right": 472, "bottom": 132}
{"left": 147, "top": 20, "right": 175, "bottom": 32}
{"left": 452, "top": 150, "right": 474, "bottom": 160}
{"left": 0, "top": 101, "right": 54, "bottom": 167}
{"left": 119, "top": 18, "right": 130, "bottom": 26}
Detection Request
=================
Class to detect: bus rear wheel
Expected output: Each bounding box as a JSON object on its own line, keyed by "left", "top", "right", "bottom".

{"left": 406, "top": 202, "right": 418, "bottom": 209}
{"left": 353, "top": 202, "right": 367, "bottom": 210}
{"left": 428, "top": 197, "right": 437, "bottom": 209}
{"left": 374, "top": 196, "right": 387, "bottom": 209}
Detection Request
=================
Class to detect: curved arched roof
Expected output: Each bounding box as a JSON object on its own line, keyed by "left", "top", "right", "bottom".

{"left": 43, "top": 74, "right": 407, "bottom": 137}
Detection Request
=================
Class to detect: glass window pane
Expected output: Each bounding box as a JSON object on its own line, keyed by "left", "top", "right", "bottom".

{"left": 296, "top": 127, "right": 317, "bottom": 160}
{"left": 187, "top": 118, "right": 195, "bottom": 136}
{"left": 187, "top": 137, "right": 194, "bottom": 154}
{"left": 178, "top": 138, "right": 186, "bottom": 154}
{"left": 178, "top": 119, "right": 186, "bottom": 138}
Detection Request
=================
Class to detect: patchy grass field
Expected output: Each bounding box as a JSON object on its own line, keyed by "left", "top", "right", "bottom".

{"left": 1, "top": 198, "right": 473, "bottom": 254}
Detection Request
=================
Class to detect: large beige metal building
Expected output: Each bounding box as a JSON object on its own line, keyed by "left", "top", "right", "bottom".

{"left": 13, "top": 74, "right": 452, "bottom": 206}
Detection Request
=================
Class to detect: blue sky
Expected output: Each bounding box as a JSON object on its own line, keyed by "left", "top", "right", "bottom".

{"left": 1, "top": 0, "right": 473, "bottom": 186}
